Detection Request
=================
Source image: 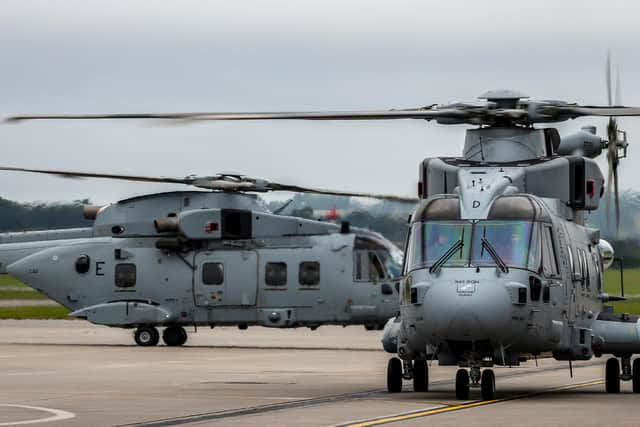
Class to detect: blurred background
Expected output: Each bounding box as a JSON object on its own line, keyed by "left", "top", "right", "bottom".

{"left": 1, "top": 0, "right": 639, "bottom": 249}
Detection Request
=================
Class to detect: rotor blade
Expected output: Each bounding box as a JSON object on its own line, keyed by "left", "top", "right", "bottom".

{"left": 540, "top": 105, "right": 640, "bottom": 118}
{"left": 613, "top": 162, "right": 620, "bottom": 235}
{"left": 615, "top": 66, "right": 622, "bottom": 106}
{"left": 605, "top": 155, "right": 613, "bottom": 230}
{"left": 0, "top": 166, "right": 191, "bottom": 185}
{"left": 5, "top": 107, "right": 531, "bottom": 123}
{"left": 268, "top": 182, "right": 419, "bottom": 203}
{"left": 606, "top": 50, "right": 613, "bottom": 106}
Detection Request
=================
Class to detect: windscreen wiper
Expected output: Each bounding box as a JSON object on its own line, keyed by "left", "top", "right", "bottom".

{"left": 481, "top": 238, "right": 509, "bottom": 273}
{"left": 429, "top": 239, "right": 463, "bottom": 274}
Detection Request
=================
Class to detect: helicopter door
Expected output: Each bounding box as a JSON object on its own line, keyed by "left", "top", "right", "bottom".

{"left": 193, "top": 250, "right": 258, "bottom": 307}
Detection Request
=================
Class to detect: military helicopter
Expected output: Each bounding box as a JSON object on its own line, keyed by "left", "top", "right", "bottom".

{"left": 0, "top": 170, "right": 413, "bottom": 346}
{"left": 6, "top": 59, "right": 640, "bottom": 397}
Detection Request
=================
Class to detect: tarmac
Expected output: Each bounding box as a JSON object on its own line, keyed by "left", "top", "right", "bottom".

{"left": 0, "top": 320, "right": 637, "bottom": 427}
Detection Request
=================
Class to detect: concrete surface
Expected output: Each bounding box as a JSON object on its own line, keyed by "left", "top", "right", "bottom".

{"left": 0, "top": 320, "right": 637, "bottom": 426}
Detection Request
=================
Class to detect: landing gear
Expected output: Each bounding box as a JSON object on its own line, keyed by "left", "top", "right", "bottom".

{"left": 134, "top": 326, "right": 159, "bottom": 347}
{"left": 454, "top": 366, "right": 494, "bottom": 400}
{"left": 163, "top": 326, "right": 188, "bottom": 346}
{"left": 481, "top": 369, "right": 496, "bottom": 400}
{"left": 413, "top": 360, "right": 429, "bottom": 392}
{"left": 455, "top": 369, "right": 470, "bottom": 400}
{"left": 605, "top": 358, "right": 620, "bottom": 393}
{"left": 633, "top": 359, "right": 640, "bottom": 394}
{"left": 387, "top": 357, "right": 403, "bottom": 393}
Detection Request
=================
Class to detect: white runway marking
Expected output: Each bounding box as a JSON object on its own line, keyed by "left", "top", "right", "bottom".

{"left": 0, "top": 404, "right": 75, "bottom": 425}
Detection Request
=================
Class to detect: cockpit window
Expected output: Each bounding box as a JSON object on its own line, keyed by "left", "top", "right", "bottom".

{"left": 405, "top": 221, "right": 471, "bottom": 272}
{"left": 377, "top": 249, "right": 402, "bottom": 279}
{"left": 471, "top": 221, "right": 535, "bottom": 269}
{"left": 404, "top": 220, "right": 541, "bottom": 273}
{"left": 354, "top": 250, "right": 390, "bottom": 281}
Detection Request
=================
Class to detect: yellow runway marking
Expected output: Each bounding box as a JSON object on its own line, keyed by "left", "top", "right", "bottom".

{"left": 341, "top": 379, "right": 604, "bottom": 427}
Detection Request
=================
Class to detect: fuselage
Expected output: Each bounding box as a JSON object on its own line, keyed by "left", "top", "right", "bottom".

{"left": 397, "top": 193, "right": 606, "bottom": 364}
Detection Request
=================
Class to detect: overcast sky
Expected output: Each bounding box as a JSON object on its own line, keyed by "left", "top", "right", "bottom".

{"left": 1, "top": 0, "right": 639, "bottom": 204}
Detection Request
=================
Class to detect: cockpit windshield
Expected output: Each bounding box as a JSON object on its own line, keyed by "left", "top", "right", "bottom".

{"left": 406, "top": 222, "right": 472, "bottom": 271}
{"left": 405, "top": 220, "right": 539, "bottom": 273}
{"left": 471, "top": 221, "right": 537, "bottom": 269}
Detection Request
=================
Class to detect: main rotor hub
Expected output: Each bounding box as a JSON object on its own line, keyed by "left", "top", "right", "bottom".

{"left": 478, "top": 90, "right": 529, "bottom": 109}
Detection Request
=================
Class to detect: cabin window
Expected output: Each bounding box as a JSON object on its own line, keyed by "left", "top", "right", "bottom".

{"left": 299, "top": 262, "right": 320, "bottom": 286}
{"left": 541, "top": 226, "right": 559, "bottom": 277}
{"left": 266, "top": 262, "right": 287, "bottom": 286}
{"left": 202, "top": 262, "right": 224, "bottom": 285}
{"left": 542, "top": 285, "right": 550, "bottom": 303}
{"left": 567, "top": 246, "right": 575, "bottom": 275}
{"left": 529, "top": 276, "right": 542, "bottom": 301}
{"left": 115, "top": 263, "right": 136, "bottom": 288}
{"left": 593, "top": 252, "right": 602, "bottom": 291}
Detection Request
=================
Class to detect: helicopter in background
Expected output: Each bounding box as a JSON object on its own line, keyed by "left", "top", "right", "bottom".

{"left": 6, "top": 56, "right": 640, "bottom": 397}
{"left": 0, "top": 170, "right": 413, "bottom": 346}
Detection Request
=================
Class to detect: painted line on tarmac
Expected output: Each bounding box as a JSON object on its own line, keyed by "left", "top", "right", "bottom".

{"left": 0, "top": 404, "right": 75, "bottom": 426}
{"left": 118, "top": 361, "right": 603, "bottom": 427}
{"left": 337, "top": 379, "right": 605, "bottom": 427}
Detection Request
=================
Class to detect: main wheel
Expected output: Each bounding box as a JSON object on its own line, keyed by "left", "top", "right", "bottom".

{"left": 455, "top": 369, "right": 470, "bottom": 400}
{"left": 178, "top": 327, "right": 188, "bottom": 346}
{"left": 605, "top": 358, "right": 620, "bottom": 393}
{"left": 481, "top": 369, "right": 496, "bottom": 400}
{"left": 633, "top": 359, "right": 640, "bottom": 394}
{"left": 413, "top": 360, "right": 429, "bottom": 392}
{"left": 134, "top": 326, "right": 159, "bottom": 347}
{"left": 163, "top": 326, "right": 187, "bottom": 346}
{"left": 387, "top": 358, "right": 403, "bottom": 393}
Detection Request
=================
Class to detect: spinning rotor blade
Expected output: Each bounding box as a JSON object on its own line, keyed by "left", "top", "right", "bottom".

{"left": 604, "top": 52, "right": 623, "bottom": 234}
{"left": 0, "top": 166, "right": 418, "bottom": 202}
{"left": 3, "top": 108, "right": 484, "bottom": 122}
{"left": 266, "top": 181, "right": 419, "bottom": 203}
{"left": 0, "top": 166, "right": 190, "bottom": 185}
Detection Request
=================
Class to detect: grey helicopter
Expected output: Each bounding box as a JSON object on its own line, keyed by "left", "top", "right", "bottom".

{"left": 0, "top": 170, "right": 413, "bottom": 346}
{"left": 5, "top": 59, "right": 640, "bottom": 398}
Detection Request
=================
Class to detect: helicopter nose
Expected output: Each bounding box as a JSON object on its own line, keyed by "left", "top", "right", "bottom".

{"left": 422, "top": 280, "right": 513, "bottom": 342}
{"left": 7, "top": 250, "right": 59, "bottom": 297}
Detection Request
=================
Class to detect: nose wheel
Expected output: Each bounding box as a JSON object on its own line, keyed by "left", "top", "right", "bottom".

{"left": 455, "top": 367, "right": 495, "bottom": 400}
{"left": 606, "top": 356, "right": 640, "bottom": 393}
{"left": 455, "top": 369, "right": 470, "bottom": 400}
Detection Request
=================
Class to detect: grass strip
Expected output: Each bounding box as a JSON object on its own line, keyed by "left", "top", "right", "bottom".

{"left": 0, "top": 305, "right": 70, "bottom": 319}
{"left": 0, "top": 290, "right": 48, "bottom": 300}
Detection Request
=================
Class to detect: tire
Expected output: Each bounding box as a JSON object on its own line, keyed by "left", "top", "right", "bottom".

{"left": 413, "top": 360, "right": 429, "bottom": 392}
{"left": 163, "top": 326, "right": 187, "bottom": 346}
{"left": 481, "top": 369, "right": 496, "bottom": 400}
{"left": 455, "top": 369, "right": 470, "bottom": 400}
{"left": 387, "top": 358, "right": 403, "bottom": 393}
{"left": 633, "top": 359, "right": 640, "bottom": 394}
{"left": 135, "top": 326, "right": 159, "bottom": 347}
{"left": 605, "top": 358, "right": 620, "bottom": 393}
{"left": 178, "top": 327, "right": 188, "bottom": 346}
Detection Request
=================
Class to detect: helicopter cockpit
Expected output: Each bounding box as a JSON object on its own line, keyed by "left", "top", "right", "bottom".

{"left": 404, "top": 195, "right": 552, "bottom": 275}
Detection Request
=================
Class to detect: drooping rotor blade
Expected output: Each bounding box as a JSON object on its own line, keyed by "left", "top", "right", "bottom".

{"left": 0, "top": 166, "right": 418, "bottom": 202}
{"left": 267, "top": 181, "right": 419, "bottom": 203}
{"left": 0, "top": 166, "right": 191, "bottom": 185}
